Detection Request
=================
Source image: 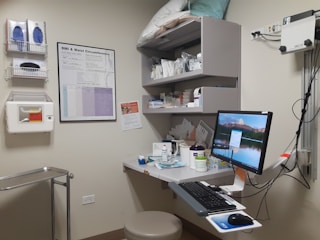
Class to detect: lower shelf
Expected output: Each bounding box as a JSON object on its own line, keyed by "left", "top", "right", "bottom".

{"left": 142, "top": 87, "right": 240, "bottom": 114}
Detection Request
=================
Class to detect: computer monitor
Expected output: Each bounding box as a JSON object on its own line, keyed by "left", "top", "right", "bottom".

{"left": 211, "top": 110, "right": 273, "bottom": 193}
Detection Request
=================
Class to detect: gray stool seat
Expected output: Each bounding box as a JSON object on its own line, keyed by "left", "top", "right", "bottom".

{"left": 124, "top": 211, "right": 182, "bottom": 240}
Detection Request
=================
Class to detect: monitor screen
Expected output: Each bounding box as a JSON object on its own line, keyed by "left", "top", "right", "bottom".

{"left": 211, "top": 110, "right": 273, "bottom": 175}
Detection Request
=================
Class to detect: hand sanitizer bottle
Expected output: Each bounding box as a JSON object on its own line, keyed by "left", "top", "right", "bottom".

{"left": 161, "top": 145, "right": 168, "bottom": 162}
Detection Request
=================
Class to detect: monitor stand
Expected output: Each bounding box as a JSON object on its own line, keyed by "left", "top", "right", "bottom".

{"left": 220, "top": 167, "right": 247, "bottom": 195}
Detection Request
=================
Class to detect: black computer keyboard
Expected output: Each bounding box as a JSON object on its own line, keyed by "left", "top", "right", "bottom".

{"left": 179, "top": 182, "right": 236, "bottom": 213}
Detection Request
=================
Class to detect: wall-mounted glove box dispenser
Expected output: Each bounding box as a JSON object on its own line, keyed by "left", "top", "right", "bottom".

{"left": 6, "top": 91, "right": 54, "bottom": 133}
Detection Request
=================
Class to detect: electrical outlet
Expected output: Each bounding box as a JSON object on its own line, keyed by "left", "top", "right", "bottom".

{"left": 82, "top": 194, "right": 95, "bottom": 205}
{"left": 251, "top": 22, "right": 282, "bottom": 39}
{"left": 264, "top": 22, "right": 282, "bottom": 34}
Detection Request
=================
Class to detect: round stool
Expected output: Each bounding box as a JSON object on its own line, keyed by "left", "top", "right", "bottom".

{"left": 124, "top": 211, "right": 182, "bottom": 240}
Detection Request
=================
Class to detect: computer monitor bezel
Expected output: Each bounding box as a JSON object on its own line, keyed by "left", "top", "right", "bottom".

{"left": 211, "top": 110, "right": 273, "bottom": 175}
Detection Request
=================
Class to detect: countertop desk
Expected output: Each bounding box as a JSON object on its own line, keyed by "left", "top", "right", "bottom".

{"left": 123, "top": 158, "right": 233, "bottom": 183}
{"left": 123, "top": 158, "right": 261, "bottom": 233}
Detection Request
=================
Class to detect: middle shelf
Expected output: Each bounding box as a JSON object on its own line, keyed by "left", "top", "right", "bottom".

{"left": 142, "top": 86, "right": 240, "bottom": 114}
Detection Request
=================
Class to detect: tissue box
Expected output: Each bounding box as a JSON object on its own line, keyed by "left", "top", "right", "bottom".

{"left": 12, "top": 58, "right": 47, "bottom": 79}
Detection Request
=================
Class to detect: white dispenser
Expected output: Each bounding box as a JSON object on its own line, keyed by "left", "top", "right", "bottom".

{"left": 189, "top": 144, "right": 205, "bottom": 169}
{"left": 6, "top": 91, "right": 54, "bottom": 133}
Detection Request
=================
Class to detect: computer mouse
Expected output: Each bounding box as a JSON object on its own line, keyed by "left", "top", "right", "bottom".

{"left": 228, "top": 213, "right": 253, "bottom": 226}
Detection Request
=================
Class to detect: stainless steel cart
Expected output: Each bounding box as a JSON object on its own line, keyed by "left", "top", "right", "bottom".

{"left": 0, "top": 167, "right": 73, "bottom": 240}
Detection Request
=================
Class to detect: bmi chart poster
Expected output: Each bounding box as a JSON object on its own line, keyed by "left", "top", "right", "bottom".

{"left": 57, "top": 42, "right": 116, "bottom": 122}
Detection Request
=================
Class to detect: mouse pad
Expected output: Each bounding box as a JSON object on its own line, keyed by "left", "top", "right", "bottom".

{"left": 206, "top": 210, "right": 262, "bottom": 233}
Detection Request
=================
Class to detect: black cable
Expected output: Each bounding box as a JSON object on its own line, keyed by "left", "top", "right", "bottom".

{"left": 232, "top": 182, "right": 271, "bottom": 199}
{"left": 293, "top": 43, "right": 320, "bottom": 187}
{"left": 235, "top": 40, "right": 319, "bottom": 222}
{"left": 282, "top": 44, "right": 320, "bottom": 189}
{"left": 252, "top": 31, "right": 281, "bottom": 41}
{"left": 241, "top": 145, "right": 299, "bottom": 220}
{"left": 291, "top": 80, "right": 320, "bottom": 122}
{"left": 283, "top": 172, "right": 311, "bottom": 189}
{"left": 255, "top": 183, "right": 272, "bottom": 221}
{"left": 296, "top": 161, "right": 311, "bottom": 189}
{"left": 246, "top": 172, "right": 272, "bottom": 190}
{"left": 292, "top": 98, "right": 306, "bottom": 121}
{"left": 295, "top": 43, "right": 320, "bottom": 155}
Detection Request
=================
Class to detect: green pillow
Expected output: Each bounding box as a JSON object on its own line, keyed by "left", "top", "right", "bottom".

{"left": 189, "top": 0, "right": 230, "bottom": 19}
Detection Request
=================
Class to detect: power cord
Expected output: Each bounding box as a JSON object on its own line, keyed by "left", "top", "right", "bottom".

{"left": 251, "top": 31, "right": 281, "bottom": 41}
{"left": 295, "top": 44, "right": 320, "bottom": 153}
{"left": 242, "top": 141, "right": 310, "bottom": 221}
{"left": 241, "top": 43, "right": 320, "bottom": 220}
{"left": 243, "top": 13, "right": 320, "bottom": 224}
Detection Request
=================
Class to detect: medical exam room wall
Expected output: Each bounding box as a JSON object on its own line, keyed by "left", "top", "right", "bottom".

{"left": 1, "top": 1, "right": 320, "bottom": 240}
{"left": 171, "top": 2, "right": 320, "bottom": 240}
{"left": 224, "top": 1, "right": 320, "bottom": 240}
{"left": 0, "top": 1, "right": 168, "bottom": 239}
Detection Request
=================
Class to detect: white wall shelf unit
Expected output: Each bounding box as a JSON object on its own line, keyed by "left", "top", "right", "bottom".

{"left": 138, "top": 16, "right": 241, "bottom": 115}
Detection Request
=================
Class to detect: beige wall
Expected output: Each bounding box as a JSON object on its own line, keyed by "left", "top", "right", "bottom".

{"left": 0, "top": 1, "right": 167, "bottom": 239}
{"left": 225, "top": 1, "right": 320, "bottom": 240}
{"left": 0, "top": 1, "right": 320, "bottom": 240}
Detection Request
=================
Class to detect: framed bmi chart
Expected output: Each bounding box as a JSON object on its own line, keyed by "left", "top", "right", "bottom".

{"left": 57, "top": 42, "right": 116, "bottom": 122}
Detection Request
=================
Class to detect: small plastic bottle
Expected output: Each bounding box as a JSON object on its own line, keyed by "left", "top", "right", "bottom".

{"left": 161, "top": 145, "right": 168, "bottom": 162}
{"left": 138, "top": 155, "right": 146, "bottom": 165}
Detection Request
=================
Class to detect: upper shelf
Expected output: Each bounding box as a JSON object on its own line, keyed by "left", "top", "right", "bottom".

{"left": 137, "top": 18, "right": 202, "bottom": 51}
{"left": 139, "top": 17, "right": 241, "bottom": 87}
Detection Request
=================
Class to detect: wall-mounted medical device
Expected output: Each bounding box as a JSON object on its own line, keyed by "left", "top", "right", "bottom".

{"left": 6, "top": 91, "right": 54, "bottom": 133}
{"left": 279, "top": 10, "right": 318, "bottom": 54}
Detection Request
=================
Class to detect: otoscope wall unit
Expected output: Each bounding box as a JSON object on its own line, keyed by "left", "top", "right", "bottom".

{"left": 6, "top": 91, "right": 54, "bottom": 133}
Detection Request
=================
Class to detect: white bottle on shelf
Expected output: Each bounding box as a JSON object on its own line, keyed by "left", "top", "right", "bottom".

{"left": 161, "top": 145, "right": 168, "bottom": 163}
